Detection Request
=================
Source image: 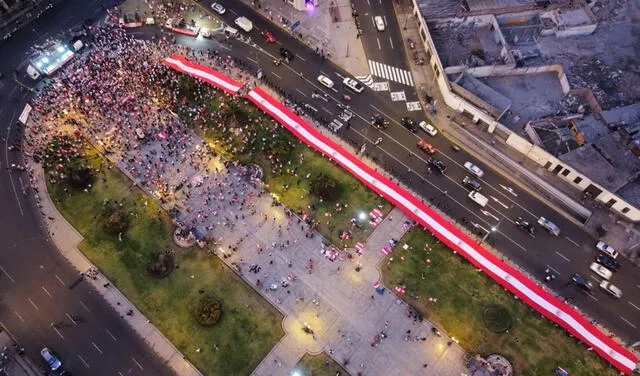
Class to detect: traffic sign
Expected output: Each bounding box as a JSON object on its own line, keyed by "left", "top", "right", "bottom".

{"left": 291, "top": 20, "right": 301, "bottom": 31}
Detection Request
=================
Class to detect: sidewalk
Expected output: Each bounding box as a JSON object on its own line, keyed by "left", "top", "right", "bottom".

{"left": 29, "top": 162, "right": 202, "bottom": 376}
{"left": 391, "top": 1, "right": 640, "bottom": 261}
{"left": 237, "top": 0, "right": 369, "bottom": 76}
{"left": 0, "top": 330, "right": 42, "bottom": 376}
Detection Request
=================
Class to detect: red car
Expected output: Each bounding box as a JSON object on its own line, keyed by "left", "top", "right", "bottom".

{"left": 417, "top": 139, "right": 437, "bottom": 154}
{"left": 261, "top": 31, "right": 276, "bottom": 43}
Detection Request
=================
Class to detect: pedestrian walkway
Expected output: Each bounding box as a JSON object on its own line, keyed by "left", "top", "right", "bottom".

{"left": 367, "top": 59, "right": 414, "bottom": 87}
{"left": 237, "top": 0, "right": 370, "bottom": 77}
{"left": 28, "top": 162, "right": 202, "bottom": 376}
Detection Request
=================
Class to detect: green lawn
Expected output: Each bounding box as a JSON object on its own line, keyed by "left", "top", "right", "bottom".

{"left": 294, "top": 353, "right": 349, "bottom": 376}
{"left": 47, "top": 146, "right": 284, "bottom": 376}
{"left": 381, "top": 228, "right": 618, "bottom": 376}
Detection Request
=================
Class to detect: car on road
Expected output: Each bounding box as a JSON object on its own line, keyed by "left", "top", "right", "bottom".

{"left": 571, "top": 273, "right": 594, "bottom": 292}
{"left": 462, "top": 176, "right": 481, "bottom": 191}
{"left": 417, "top": 139, "right": 436, "bottom": 154}
{"left": 260, "top": 31, "right": 276, "bottom": 43}
{"left": 537, "top": 216, "right": 560, "bottom": 236}
{"left": 589, "top": 262, "right": 612, "bottom": 280}
{"left": 468, "top": 191, "right": 488, "bottom": 207}
{"left": 343, "top": 77, "right": 364, "bottom": 93}
{"left": 371, "top": 114, "right": 388, "bottom": 129}
{"left": 401, "top": 117, "right": 418, "bottom": 132}
{"left": 596, "top": 253, "right": 620, "bottom": 271}
{"left": 374, "top": 16, "right": 385, "bottom": 31}
{"left": 40, "top": 347, "right": 62, "bottom": 371}
{"left": 317, "top": 75, "right": 334, "bottom": 88}
{"left": 234, "top": 17, "right": 253, "bottom": 33}
{"left": 599, "top": 280, "right": 623, "bottom": 298}
{"left": 329, "top": 119, "right": 344, "bottom": 133}
{"left": 464, "top": 161, "right": 484, "bottom": 178}
{"left": 595, "top": 241, "right": 619, "bottom": 259}
{"left": 418, "top": 121, "right": 438, "bottom": 136}
{"left": 515, "top": 217, "right": 535, "bottom": 235}
{"left": 211, "top": 2, "right": 226, "bottom": 14}
{"left": 279, "top": 47, "right": 295, "bottom": 61}
{"left": 428, "top": 157, "right": 446, "bottom": 174}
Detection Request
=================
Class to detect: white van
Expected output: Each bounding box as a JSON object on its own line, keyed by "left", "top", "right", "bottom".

{"left": 468, "top": 191, "right": 488, "bottom": 207}
{"left": 234, "top": 17, "right": 253, "bottom": 33}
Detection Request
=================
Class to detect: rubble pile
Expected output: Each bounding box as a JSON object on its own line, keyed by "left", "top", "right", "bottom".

{"left": 568, "top": 58, "right": 640, "bottom": 110}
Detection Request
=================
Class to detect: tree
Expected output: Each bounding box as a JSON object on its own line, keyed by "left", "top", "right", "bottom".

{"left": 147, "top": 252, "right": 175, "bottom": 278}
{"left": 193, "top": 296, "right": 222, "bottom": 326}
{"left": 310, "top": 173, "right": 341, "bottom": 202}
{"left": 104, "top": 209, "right": 129, "bottom": 234}
{"left": 66, "top": 164, "right": 95, "bottom": 190}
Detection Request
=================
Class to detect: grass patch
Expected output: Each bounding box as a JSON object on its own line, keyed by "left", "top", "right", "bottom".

{"left": 380, "top": 228, "right": 618, "bottom": 376}
{"left": 294, "top": 353, "right": 348, "bottom": 376}
{"left": 47, "top": 146, "right": 283, "bottom": 376}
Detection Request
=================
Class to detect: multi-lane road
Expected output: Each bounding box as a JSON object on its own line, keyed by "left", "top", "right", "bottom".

{"left": 206, "top": 0, "right": 640, "bottom": 346}
{"left": 0, "top": 0, "right": 173, "bottom": 375}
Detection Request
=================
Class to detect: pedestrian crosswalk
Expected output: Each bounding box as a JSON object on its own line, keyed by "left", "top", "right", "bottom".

{"left": 368, "top": 60, "right": 414, "bottom": 87}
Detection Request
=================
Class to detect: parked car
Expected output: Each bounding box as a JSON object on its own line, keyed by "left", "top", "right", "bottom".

{"left": 596, "top": 254, "right": 620, "bottom": 270}
{"left": 417, "top": 139, "right": 436, "bottom": 154}
{"left": 374, "top": 15, "right": 385, "bottom": 31}
{"left": 571, "top": 273, "right": 593, "bottom": 292}
{"left": 317, "top": 75, "right": 334, "bottom": 88}
{"left": 401, "top": 117, "right": 418, "bottom": 132}
{"left": 40, "top": 347, "right": 62, "bottom": 371}
{"left": 342, "top": 77, "right": 364, "bottom": 93}
{"left": 260, "top": 31, "right": 276, "bottom": 43}
{"left": 515, "top": 217, "right": 535, "bottom": 235}
{"left": 538, "top": 216, "right": 560, "bottom": 236}
{"left": 599, "top": 280, "right": 623, "bottom": 298}
{"left": 464, "top": 161, "right": 484, "bottom": 178}
{"left": 595, "top": 241, "right": 619, "bottom": 259}
{"left": 211, "top": 2, "right": 226, "bottom": 14}
{"left": 428, "top": 157, "right": 446, "bottom": 174}
{"left": 418, "top": 121, "right": 438, "bottom": 136}
{"left": 462, "top": 176, "right": 481, "bottom": 191}
{"left": 589, "top": 262, "right": 612, "bottom": 280}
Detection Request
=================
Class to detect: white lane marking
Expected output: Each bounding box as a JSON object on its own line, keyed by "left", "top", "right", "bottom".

{"left": 14, "top": 311, "right": 25, "bottom": 322}
{"left": 376, "top": 38, "right": 381, "bottom": 50}
{"left": 295, "top": 89, "right": 307, "bottom": 98}
{"left": 41, "top": 286, "right": 52, "bottom": 298}
{"left": 0, "top": 265, "right": 16, "bottom": 284}
{"left": 620, "top": 316, "right": 637, "bottom": 329}
{"left": 271, "top": 72, "right": 282, "bottom": 79}
{"left": 564, "top": 236, "right": 579, "bottom": 247}
{"left": 588, "top": 294, "right": 598, "bottom": 302}
{"left": 66, "top": 312, "right": 78, "bottom": 326}
{"left": 78, "top": 354, "right": 90, "bottom": 368}
{"left": 489, "top": 196, "right": 509, "bottom": 209}
{"left": 499, "top": 184, "right": 518, "bottom": 197}
{"left": 545, "top": 265, "right": 561, "bottom": 275}
{"left": 5, "top": 109, "right": 24, "bottom": 216}
{"left": 54, "top": 274, "right": 66, "bottom": 287}
{"left": 132, "top": 357, "right": 144, "bottom": 370}
{"left": 389, "top": 37, "right": 394, "bottom": 49}
{"left": 79, "top": 300, "right": 91, "bottom": 312}
{"left": 480, "top": 210, "right": 499, "bottom": 221}
{"left": 629, "top": 301, "right": 640, "bottom": 311}
{"left": 322, "top": 107, "right": 333, "bottom": 115}
{"left": 92, "top": 342, "right": 103, "bottom": 354}
{"left": 319, "top": 70, "right": 331, "bottom": 77}
{"left": 105, "top": 329, "right": 117, "bottom": 341}
{"left": 229, "top": 8, "right": 238, "bottom": 15}
{"left": 247, "top": 57, "right": 258, "bottom": 64}
{"left": 297, "top": 55, "right": 306, "bottom": 62}
{"left": 118, "top": 372, "right": 124, "bottom": 376}
{"left": 555, "top": 251, "right": 570, "bottom": 262}
{"left": 51, "top": 324, "right": 64, "bottom": 339}
{"left": 27, "top": 298, "right": 39, "bottom": 311}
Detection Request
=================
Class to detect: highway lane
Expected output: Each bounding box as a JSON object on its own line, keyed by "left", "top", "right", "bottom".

{"left": 190, "top": 0, "right": 640, "bottom": 347}
{"left": 0, "top": 1, "right": 175, "bottom": 375}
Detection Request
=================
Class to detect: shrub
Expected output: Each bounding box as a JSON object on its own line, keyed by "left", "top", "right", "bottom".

{"left": 193, "top": 296, "right": 222, "bottom": 326}
{"left": 482, "top": 304, "right": 513, "bottom": 333}
{"left": 66, "top": 164, "right": 95, "bottom": 190}
{"left": 147, "top": 252, "right": 175, "bottom": 278}
{"left": 104, "top": 209, "right": 129, "bottom": 234}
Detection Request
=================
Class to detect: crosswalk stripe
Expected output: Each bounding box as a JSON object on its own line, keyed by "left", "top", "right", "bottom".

{"left": 367, "top": 59, "right": 414, "bottom": 87}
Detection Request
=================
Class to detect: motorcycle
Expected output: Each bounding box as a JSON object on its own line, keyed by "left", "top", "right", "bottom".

{"left": 374, "top": 137, "right": 383, "bottom": 145}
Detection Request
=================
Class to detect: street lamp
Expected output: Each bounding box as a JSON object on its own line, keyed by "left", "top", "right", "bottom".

{"left": 482, "top": 224, "right": 498, "bottom": 242}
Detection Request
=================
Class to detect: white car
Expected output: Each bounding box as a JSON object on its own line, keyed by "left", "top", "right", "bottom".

{"left": 234, "top": 17, "right": 253, "bottom": 33}
{"left": 464, "top": 161, "right": 484, "bottom": 178}
{"left": 418, "top": 121, "right": 438, "bottom": 136}
{"left": 211, "top": 3, "right": 226, "bottom": 14}
{"left": 589, "top": 262, "right": 612, "bottom": 280}
{"left": 374, "top": 16, "right": 385, "bottom": 31}
{"left": 343, "top": 77, "right": 364, "bottom": 93}
{"left": 317, "top": 75, "right": 334, "bottom": 88}
{"left": 596, "top": 241, "right": 619, "bottom": 259}
{"left": 599, "top": 280, "right": 623, "bottom": 298}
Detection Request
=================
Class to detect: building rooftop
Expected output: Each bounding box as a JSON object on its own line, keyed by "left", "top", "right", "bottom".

{"left": 416, "top": 0, "right": 461, "bottom": 20}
